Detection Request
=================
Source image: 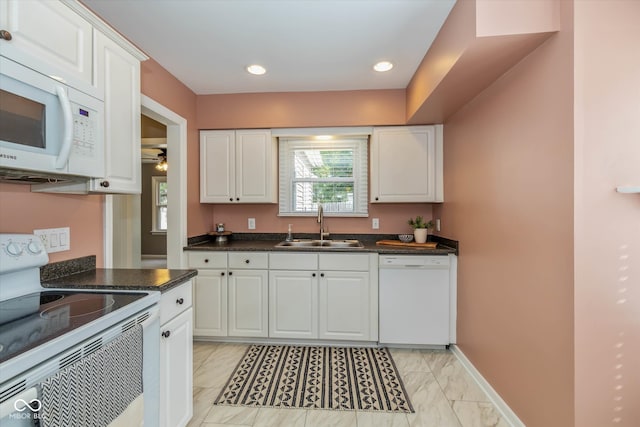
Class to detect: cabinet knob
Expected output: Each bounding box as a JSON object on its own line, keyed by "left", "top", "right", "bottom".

{"left": 204, "top": 259, "right": 209, "bottom": 263}
{"left": 229, "top": 198, "right": 233, "bottom": 201}
{"left": 312, "top": 273, "right": 316, "bottom": 277}
{"left": 320, "top": 273, "right": 325, "bottom": 277}
{"left": 0, "top": 30, "right": 12, "bottom": 41}
{"left": 245, "top": 259, "right": 250, "bottom": 264}
{"left": 161, "top": 330, "right": 171, "bottom": 338}
{"left": 236, "top": 197, "right": 240, "bottom": 201}
{"left": 100, "top": 180, "right": 110, "bottom": 188}
{"left": 221, "top": 272, "right": 225, "bottom": 276}
{"left": 229, "top": 271, "right": 233, "bottom": 276}
{"left": 176, "top": 298, "right": 184, "bottom": 305}
{"left": 375, "top": 197, "right": 379, "bottom": 201}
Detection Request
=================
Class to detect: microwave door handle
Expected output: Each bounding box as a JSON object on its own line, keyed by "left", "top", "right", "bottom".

{"left": 55, "top": 85, "right": 73, "bottom": 169}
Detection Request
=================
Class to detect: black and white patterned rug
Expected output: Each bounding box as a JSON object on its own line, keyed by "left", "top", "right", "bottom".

{"left": 214, "top": 345, "right": 414, "bottom": 413}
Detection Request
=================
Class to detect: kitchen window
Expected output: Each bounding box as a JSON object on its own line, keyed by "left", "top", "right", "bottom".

{"left": 279, "top": 137, "right": 368, "bottom": 217}
{"left": 152, "top": 176, "right": 167, "bottom": 232}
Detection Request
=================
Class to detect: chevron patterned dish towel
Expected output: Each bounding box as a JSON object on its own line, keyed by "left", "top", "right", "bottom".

{"left": 39, "top": 325, "right": 143, "bottom": 427}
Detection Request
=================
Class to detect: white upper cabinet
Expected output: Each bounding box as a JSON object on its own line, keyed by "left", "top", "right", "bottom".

{"left": 89, "top": 32, "right": 141, "bottom": 193}
{"left": 4, "top": 0, "right": 147, "bottom": 194}
{"left": 200, "top": 129, "right": 277, "bottom": 203}
{"left": 370, "top": 125, "right": 444, "bottom": 203}
{"left": 0, "top": 0, "right": 97, "bottom": 98}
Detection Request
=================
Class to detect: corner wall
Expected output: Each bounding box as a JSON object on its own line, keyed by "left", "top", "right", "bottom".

{"left": 435, "top": 1, "right": 575, "bottom": 425}
{"left": 140, "top": 58, "right": 209, "bottom": 238}
{"left": 573, "top": 1, "right": 640, "bottom": 425}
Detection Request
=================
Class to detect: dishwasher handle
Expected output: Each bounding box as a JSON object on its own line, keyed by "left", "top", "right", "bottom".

{"left": 379, "top": 255, "right": 450, "bottom": 268}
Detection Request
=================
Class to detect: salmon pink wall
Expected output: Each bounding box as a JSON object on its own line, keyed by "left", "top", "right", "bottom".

{"left": 196, "top": 90, "right": 435, "bottom": 235}
{"left": 0, "top": 183, "right": 104, "bottom": 265}
{"left": 140, "top": 59, "right": 209, "bottom": 237}
{"left": 196, "top": 90, "right": 406, "bottom": 130}
{"left": 573, "top": 1, "right": 640, "bottom": 425}
{"left": 435, "top": 1, "right": 575, "bottom": 425}
{"left": 211, "top": 203, "right": 432, "bottom": 235}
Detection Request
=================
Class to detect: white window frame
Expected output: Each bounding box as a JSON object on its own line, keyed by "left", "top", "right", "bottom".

{"left": 151, "top": 176, "right": 167, "bottom": 233}
{"left": 278, "top": 137, "right": 368, "bottom": 217}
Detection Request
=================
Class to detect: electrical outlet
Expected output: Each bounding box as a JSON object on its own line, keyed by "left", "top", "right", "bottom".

{"left": 248, "top": 218, "right": 256, "bottom": 230}
{"left": 372, "top": 218, "right": 380, "bottom": 229}
{"left": 436, "top": 219, "right": 441, "bottom": 232}
{"left": 34, "top": 227, "right": 70, "bottom": 253}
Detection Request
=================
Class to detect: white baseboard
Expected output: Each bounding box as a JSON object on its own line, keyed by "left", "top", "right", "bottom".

{"left": 450, "top": 345, "right": 526, "bottom": 427}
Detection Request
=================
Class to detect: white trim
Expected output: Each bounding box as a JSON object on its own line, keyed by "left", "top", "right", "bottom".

{"left": 278, "top": 137, "right": 368, "bottom": 216}
{"left": 271, "top": 127, "right": 373, "bottom": 138}
{"left": 151, "top": 176, "right": 167, "bottom": 232}
{"left": 450, "top": 345, "right": 526, "bottom": 427}
{"left": 141, "top": 95, "right": 188, "bottom": 269}
{"left": 103, "top": 196, "right": 114, "bottom": 268}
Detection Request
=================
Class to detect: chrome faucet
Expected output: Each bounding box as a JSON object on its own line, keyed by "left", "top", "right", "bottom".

{"left": 317, "top": 204, "right": 329, "bottom": 242}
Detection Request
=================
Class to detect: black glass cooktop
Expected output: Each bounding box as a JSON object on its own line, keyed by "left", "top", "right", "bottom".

{"left": 0, "top": 291, "right": 147, "bottom": 363}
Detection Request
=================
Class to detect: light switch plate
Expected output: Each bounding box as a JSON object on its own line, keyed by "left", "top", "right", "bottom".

{"left": 248, "top": 218, "right": 256, "bottom": 230}
{"left": 34, "top": 227, "right": 70, "bottom": 253}
{"left": 372, "top": 218, "right": 380, "bottom": 229}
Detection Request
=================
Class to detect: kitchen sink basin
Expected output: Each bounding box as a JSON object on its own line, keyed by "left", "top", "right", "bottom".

{"left": 275, "top": 239, "right": 364, "bottom": 249}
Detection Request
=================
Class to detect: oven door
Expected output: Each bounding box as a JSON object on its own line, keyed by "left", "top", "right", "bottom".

{"left": 0, "top": 57, "right": 104, "bottom": 178}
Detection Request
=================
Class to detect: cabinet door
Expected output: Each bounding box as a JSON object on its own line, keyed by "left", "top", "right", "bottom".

{"left": 371, "top": 126, "right": 442, "bottom": 203}
{"left": 235, "top": 130, "right": 276, "bottom": 203}
{"left": 193, "top": 270, "right": 227, "bottom": 337}
{"left": 228, "top": 269, "right": 268, "bottom": 337}
{"left": 160, "top": 308, "right": 193, "bottom": 427}
{"left": 91, "top": 32, "right": 141, "bottom": 193}
{"left": 0, "top": 0, "right": 96, "bottom": 97}
{"left": 319, "top": 271, "right": 370, "bottom": 341}
{"left": 200, "top": 130, "right": 235, "bottom": 203}
{"left": 269, "top": 270, "right": 318, "bottom": 339}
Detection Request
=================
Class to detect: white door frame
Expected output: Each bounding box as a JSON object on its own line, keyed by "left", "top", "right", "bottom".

{"left": 104, "top": 95, "right": 188, "bottom": 268}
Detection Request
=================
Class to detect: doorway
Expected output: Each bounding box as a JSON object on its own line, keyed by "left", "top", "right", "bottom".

{"left": 140, "top": 115, "right": 168, "bottom": 268}
{"left": 106, "top": 96, "right": 188, "bottom": 269}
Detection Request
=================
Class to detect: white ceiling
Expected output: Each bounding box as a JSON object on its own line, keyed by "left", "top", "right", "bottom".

{"left": 82, "top": 0, "right": 456, "bottom": 95}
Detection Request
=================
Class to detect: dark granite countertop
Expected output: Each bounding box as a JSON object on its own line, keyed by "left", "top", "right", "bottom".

{"left": 42, "top": 268, "right": 198, "bottom": 293}
{"left": 184, "top": 233, "right": 458, "bottom": 256}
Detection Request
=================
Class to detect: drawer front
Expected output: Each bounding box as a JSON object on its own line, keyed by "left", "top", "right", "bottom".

{"left": 188, "top": 252, "right": 227, "bottom": 269}
{"left": 160, "top": 280, "right": 193, "bottom": 325}
{"left": 319, "top": 253, "right": 369, "bottom": 271}
{"left": 228, "top": 252, "right": 269, "bottom": 269}
{"left": 269, "top": 253, "right": 318, "bottom": 270}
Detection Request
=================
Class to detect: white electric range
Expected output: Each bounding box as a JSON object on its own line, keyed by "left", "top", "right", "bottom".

{"left": 0, "top": 234, "right": 160, "bottom": 426}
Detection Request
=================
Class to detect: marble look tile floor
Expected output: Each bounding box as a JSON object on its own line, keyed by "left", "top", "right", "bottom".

{"left": 188, "top": 342, "right": 510, "bottom": 427}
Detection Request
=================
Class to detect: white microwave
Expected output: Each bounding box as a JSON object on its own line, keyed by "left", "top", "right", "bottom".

{"left": 0, "top": 56, "right": 104, "bottom": 181}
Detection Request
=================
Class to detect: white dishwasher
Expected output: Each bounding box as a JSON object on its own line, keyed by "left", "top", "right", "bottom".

{"left": 379, "top": 255, "right": 451, "bottom": 346}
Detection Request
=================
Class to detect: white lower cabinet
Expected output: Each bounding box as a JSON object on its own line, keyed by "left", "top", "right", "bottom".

{"left": 193, "top": 269, "right": 228, "bottom": 337}
{"left": 189, "top": 252, "right": 269, "bottom": 338}
{"left": 269, "top": 270, "right": 318, "bottom": 339}
{"left": 228, "top": 269, "right": 268, "bottom": 337}
{"left": 159, "top": 281, "right": 193, "bottom": 427}
{"left": 319, "top": 271, "right": 370, "bottom": 341}
{"left": 188, "top": 250, "right": 378, "bottom": 343}
{"left": 269, "top": 252, "right": 376, "bottom": 342}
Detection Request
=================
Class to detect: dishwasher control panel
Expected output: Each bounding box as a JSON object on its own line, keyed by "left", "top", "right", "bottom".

{"left": 379, "top": 255, "right": 450, "bottom": 268}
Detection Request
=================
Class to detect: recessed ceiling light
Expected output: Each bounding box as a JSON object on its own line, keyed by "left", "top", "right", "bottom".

{"left": 246, "top": 64, "right": 266, "bottom": 75}
{"left": 373, "top": 61, "right": 394, "bottom": 72}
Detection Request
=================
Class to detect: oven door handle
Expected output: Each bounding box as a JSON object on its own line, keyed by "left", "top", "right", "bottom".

{"left": 0, "top": 387, "right": 39, "bottom": 419}
{"left": 55, "top": 85, "right": 74, "bottom": 170}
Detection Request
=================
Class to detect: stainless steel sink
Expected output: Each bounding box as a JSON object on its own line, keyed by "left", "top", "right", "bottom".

{"left": 275, "top": 239, "right": 364, "bottom": 249}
